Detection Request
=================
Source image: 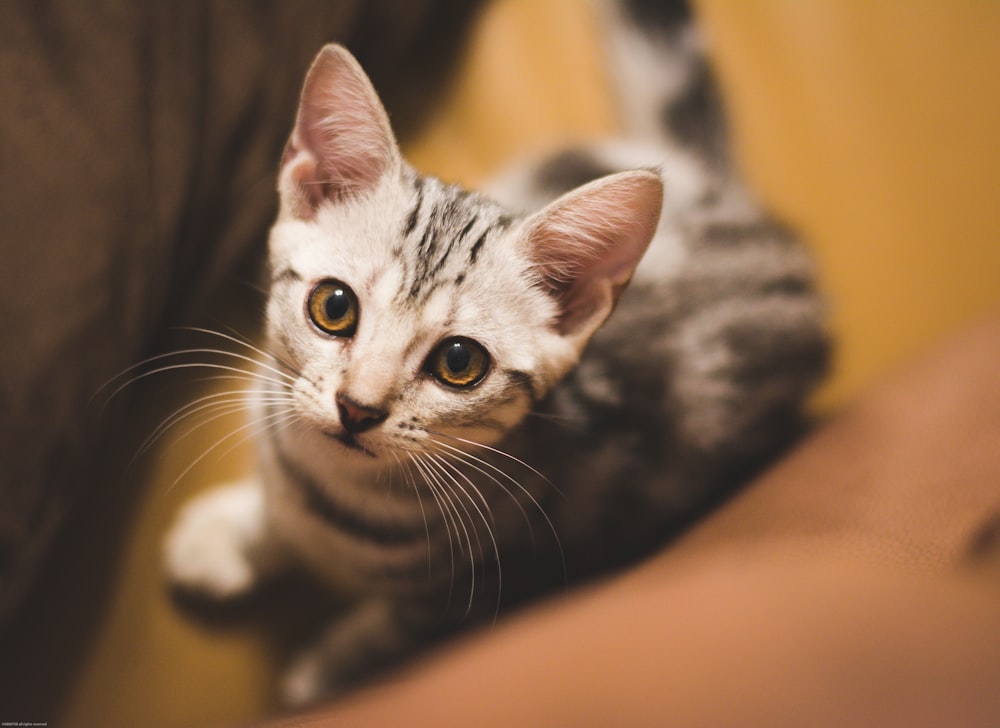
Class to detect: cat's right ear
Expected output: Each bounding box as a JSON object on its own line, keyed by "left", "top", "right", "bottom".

{"left": 279, "top": 44, "right": 400, "bottom": 219}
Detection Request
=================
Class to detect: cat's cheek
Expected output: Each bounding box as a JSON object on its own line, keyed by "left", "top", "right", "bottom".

{"left": 532, "top": 333, "right": 582, "bottom": 391}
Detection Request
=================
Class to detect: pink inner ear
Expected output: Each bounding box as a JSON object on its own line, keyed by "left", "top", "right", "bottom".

{"left": 280, "top": 45, "right": 398, "bottom": 218}
{"left": 527, "top": 171, "right": 663, "bottom": 340}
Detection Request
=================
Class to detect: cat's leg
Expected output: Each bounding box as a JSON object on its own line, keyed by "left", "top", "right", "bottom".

{"left": 163, "top": 478, "right": 288, "bottom": 599}
{"left": 282, "top": 598, "right": 446, "bottom": 705}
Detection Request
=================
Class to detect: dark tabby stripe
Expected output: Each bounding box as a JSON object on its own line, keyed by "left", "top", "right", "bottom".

{"left": 274, "top": 444, "right": 428, "bottom": 546}
{"left": 398, "top": 173, "right": 519, "bottom": 304}
{"left": 403, "top": 177, "right": 424, "bottom": 236}
{"left": 467, "top": 230, "right": 488, "bottom": 265}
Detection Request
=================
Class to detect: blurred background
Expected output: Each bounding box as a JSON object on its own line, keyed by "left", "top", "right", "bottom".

{"left": 2, "top": 1, "right": 999, "bottom": 726}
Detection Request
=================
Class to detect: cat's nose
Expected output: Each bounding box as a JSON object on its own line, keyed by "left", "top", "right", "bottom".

{"left": 335, "top": 392, "right": 388, "bottom": 434}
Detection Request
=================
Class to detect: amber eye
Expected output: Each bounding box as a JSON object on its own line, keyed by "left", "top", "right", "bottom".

{"left": 425, "top": 337, "right": 491, "bottom": 389}
{"left": 307, "top": 280, "right": 358, "bottom": 337}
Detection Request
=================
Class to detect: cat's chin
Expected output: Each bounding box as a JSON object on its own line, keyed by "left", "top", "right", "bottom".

{"left": 321, "top": 429, "right": 378, "bottom": 460}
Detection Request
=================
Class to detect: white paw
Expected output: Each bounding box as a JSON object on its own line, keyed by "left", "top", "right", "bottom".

{"left": 280, "top": 600, "right": 401, "bottom": 706}
{"left": 163, "top": 479, "right": 275, "bottom": 599}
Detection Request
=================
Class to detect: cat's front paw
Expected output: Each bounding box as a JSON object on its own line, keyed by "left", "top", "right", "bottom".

{"left": 282, "top": 648, "right": 330, "bottom": 707}
{"left": 282, "top": 637, "right": 370, "bottom": 706}
{"left": 280, "top": 600, "right": 415, "bottom": 706}
{"left": 163, "top": 479, "right": 278, "bottom": 600}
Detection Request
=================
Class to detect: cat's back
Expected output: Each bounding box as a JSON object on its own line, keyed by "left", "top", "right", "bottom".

{"left": 488, "top": 141, "right": 828, "bottom": 580}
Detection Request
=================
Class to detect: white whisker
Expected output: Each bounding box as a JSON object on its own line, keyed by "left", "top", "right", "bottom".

{"left": 98, "top": 358, "right": 277, "bottom": 414}
{"left": 427, "top": 452, "right": 503, "bottom": 620}
{"left": 163, "top": 405, "right": 297, "bottom": 495}
{"left": 429, "top": 430, "right": 563, "bottom": 498}
{"left": 392, "top": 452, "right": 433, "bottom": 582}
{"left": 415, "top": 453, "right": 460, "bottom": 606}
{"left": 426, "top": 439, "right": 531, "bottom": 539}
{"left": 136, "top": 394, "right": 291, "bottom": 466}
{"left": 178, "top": 327, "right": 304, "bottom": 380}
{"left": 410, "top": 454, "right": 470, "bottom": 610}
{"left": 95, "top": 328, "right": 299, "bottom": 414}
{"left": 210, "top": 406, "right": 299, "bottom": 465}
{"left": 427, "top": 434, "right": 568, "bottom": 588}
{"left": 422, "top": 454, "right": 483, "bottom": 615}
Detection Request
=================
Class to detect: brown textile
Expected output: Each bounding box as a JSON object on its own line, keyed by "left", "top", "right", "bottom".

{"left": 0, "top": 0, "right": 483, "bottom": 625}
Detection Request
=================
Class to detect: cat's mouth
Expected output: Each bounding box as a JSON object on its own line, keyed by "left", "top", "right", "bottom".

{"left": 323, "top": 429, "right": 377, "bottom": 459}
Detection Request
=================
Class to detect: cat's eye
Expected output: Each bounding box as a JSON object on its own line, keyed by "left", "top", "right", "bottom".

{"left": 425, "top": 337, "right": 491, "bottom": 389}
{"left": 307, "top": 279, "right": 358, "bottom": 337}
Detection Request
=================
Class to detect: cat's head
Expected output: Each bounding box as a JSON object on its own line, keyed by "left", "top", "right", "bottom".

{"left": 266, "top": 45, "right": 662, "bottom": 464}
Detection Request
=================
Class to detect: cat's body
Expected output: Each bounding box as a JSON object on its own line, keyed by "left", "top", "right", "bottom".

{"left": 165, "top": 2, "right": 828, "bottom": 704}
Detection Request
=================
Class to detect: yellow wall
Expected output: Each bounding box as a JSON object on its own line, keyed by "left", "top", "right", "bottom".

{"left": 405, "top": 0, "right": 617, "bottom": 184}
{"left": 20, "top": 2, "right": 1000, "bottom": 727}
{"left": 695, "top": 0, "right": 1000, "bottom": 406}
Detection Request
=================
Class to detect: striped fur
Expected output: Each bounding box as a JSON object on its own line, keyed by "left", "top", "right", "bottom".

{"left": 165, "top": 14, "right": 829, "bottom": 705}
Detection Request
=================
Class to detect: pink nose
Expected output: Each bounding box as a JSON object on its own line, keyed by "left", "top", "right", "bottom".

{"left": 335, "top": 392, "right": 388, "bottom": 434}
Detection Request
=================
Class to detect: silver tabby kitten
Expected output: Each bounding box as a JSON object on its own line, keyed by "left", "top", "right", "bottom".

{"left": 165, "top": 9, "right": 827, "bottom": 704}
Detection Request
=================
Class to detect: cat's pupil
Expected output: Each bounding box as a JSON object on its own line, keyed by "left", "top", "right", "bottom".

{"left": 325, "top": 289, "right": 350, "bottom": 320}
{"left": 445, "top": 342, "right": 471, "bottom": 373}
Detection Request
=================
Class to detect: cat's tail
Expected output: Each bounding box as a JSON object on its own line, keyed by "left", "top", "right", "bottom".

{"left": 596, "top": 0, "right": 730, "bottom": 169}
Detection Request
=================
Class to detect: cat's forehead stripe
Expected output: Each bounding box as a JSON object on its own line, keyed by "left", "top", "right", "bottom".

{"left": 398, "top": 173, "right": 516, "bottom": 304}
{"left": 467, "top": 230, "right": 488, "bottom": 266}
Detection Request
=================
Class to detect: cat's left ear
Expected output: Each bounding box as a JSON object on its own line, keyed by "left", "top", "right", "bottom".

{"left": 523, "top": 169, "right": 663, "bottom": 348}
{"left": 279, "top": 44, "right": 401, "bottom": 219}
